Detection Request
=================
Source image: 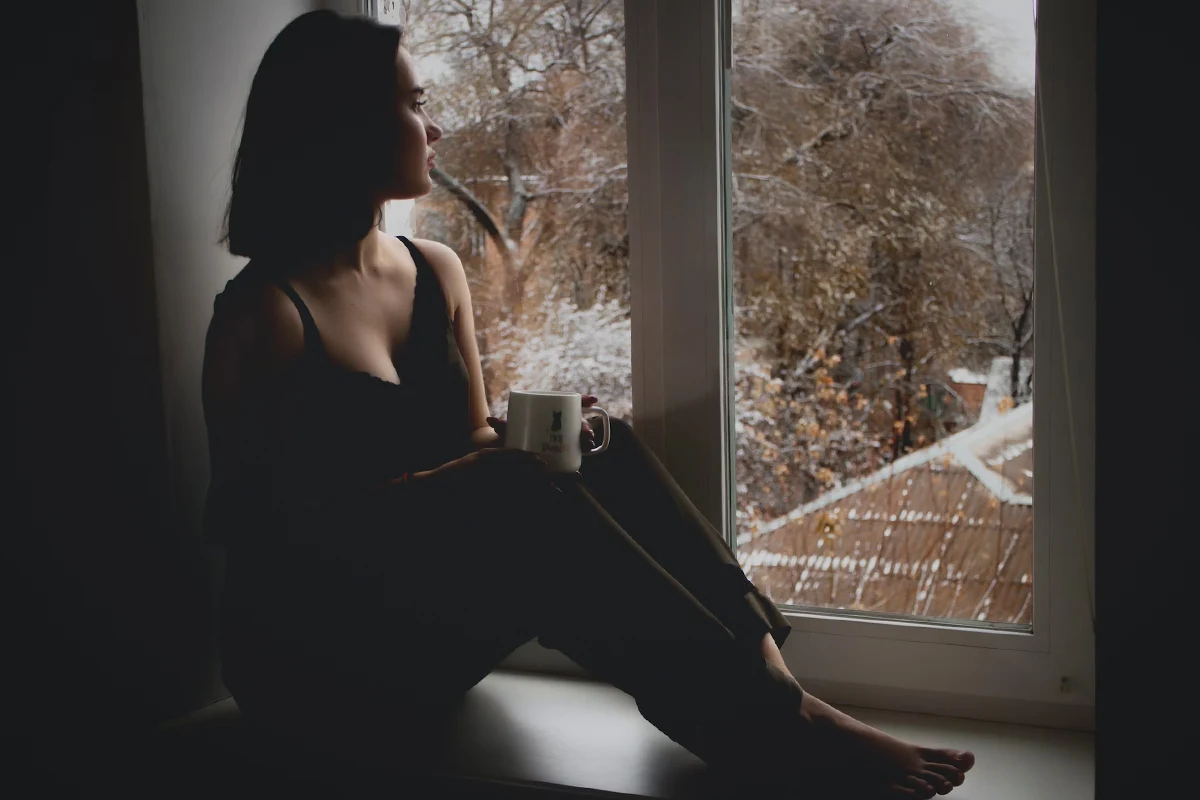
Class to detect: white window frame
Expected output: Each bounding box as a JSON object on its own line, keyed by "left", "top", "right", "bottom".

{"left": 370, "top": 0, "right": 1096, "bottom": 730}
{"left": 622, "top": 0, "right": 1094, "bottom": 730}
{"left": 355, "top": 0, "right": 414, "bottom": 236}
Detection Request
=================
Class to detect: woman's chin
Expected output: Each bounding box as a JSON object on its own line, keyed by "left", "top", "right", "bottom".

{"left": 385, "top": 180, "right": 434, "bottom": 203}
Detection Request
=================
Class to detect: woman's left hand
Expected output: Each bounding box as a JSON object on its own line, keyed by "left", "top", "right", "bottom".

{"left": 580, "top": 394, "right": 599, "bottom": 450}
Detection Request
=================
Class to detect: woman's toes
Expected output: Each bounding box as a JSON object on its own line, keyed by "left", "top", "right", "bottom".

{"left": 921, "top": 747, "right": 976, "bottom": 772}
{"left": 905, "top": 775, "right": 937, "bottom": 799}
{"left": 918, "top": 770, "right": 954, "bottom": 795}
{"left": 927, "top": 762, "right": 965, "bottom": 786}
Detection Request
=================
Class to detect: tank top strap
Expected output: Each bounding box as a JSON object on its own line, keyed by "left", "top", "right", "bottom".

{"left": 396, "top": 236, "right": 448, "bottom": 322}
{"left": 273, "top": 281, "right": 326, "bottom": 358}
{"left": 396, "top": 235, "right": 429, "bottom": 276}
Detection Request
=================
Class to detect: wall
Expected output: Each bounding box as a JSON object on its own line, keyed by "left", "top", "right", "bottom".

{"left": 131, "top": 0, "right": 328, "bottom": 714}
{"left": 14, "top": 0, "right": 345, "bottom": 743}
{"left": 15, "top": 0, "right": 217, "bottom": 738}
{"left": 137, "top": 0, "right": 323, "bottom": 545}
{"left": 1094, "top": 0, "right": 1194, "bottom": 797}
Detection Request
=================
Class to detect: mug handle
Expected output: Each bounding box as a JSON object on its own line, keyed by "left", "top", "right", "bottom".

{"left": 582, "top": 405, "right": 610, "bottom": 456}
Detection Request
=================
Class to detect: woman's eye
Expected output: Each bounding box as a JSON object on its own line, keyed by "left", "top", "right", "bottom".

{"left": 414, "top": 100, "right": 427, "bottom": 110}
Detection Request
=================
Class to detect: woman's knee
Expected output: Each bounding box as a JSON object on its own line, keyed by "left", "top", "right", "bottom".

{"left": 608, "top": 415, "right": 634, "bottom": 436}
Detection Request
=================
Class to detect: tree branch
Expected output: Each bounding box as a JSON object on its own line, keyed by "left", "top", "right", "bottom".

{"left": 431, "top": 166, "right": 516, "bottom": 276}
{"left": 732, "top": 58, "right": 819, "bottom": 91}
{"left": 501, "top": 127, "right": 528, "bottom": 242}
{"left": 967, "top": 336, "right": 1018, "bottom": 352}
{"left": 788, "top": 300, "right": 901, "bottom": 377}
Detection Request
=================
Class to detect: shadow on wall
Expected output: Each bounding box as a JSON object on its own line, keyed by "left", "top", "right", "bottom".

{"left": 15, "top": 0, "right": 222, "bottom": 736}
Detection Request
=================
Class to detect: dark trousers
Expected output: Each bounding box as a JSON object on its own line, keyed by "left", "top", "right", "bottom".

{"left": 220, "top": 418, "right": 802, "bottom": 772}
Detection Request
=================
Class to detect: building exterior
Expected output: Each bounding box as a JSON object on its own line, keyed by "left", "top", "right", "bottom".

{"left": 738, "top": 401, "right": 1034, "bottom": 624}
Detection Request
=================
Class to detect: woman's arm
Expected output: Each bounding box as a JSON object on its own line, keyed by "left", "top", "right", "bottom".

{"left": 201, "top": 284, "right": 309, "bottom": 513}
{"left": 410, "top": 238, "right": 499, "bottom": 450}
{"left": 410, "top": 238, "right": 601, "bottom": 454}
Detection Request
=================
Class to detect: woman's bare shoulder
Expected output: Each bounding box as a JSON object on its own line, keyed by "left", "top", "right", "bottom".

{"left": 408, "top": 237, "right": 469, "bottom": 316}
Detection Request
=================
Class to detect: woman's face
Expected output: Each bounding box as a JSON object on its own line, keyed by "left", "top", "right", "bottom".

{"left": 387, "top": 46, "right": 442, "bottom": 200}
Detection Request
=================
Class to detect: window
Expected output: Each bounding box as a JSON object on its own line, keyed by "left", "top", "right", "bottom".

{"left": 371, "top": 0, "right": 1095, "bottom": 729}
{"left": 729, "top": 0, "right": 1037, "bottom": 627}
{"left": 384, "top": 0, "right": 632, "bottom": 423}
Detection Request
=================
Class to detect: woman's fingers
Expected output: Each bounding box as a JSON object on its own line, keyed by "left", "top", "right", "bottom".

{"left": 580, "top": 418, "right": 596, "bottom": 449}
{"left": 485, "top": 416, "right": 508, "bottom": 446}
{"left": 580, "top": 397, "right": 599, "bottom": 446}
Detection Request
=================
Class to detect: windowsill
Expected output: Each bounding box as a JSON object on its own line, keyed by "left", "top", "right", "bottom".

{"left": 499, "top": 639, "right": 1095, "bottom": 731}
{"left": 161, "top": 669, "right": 1093, "bottom": 799}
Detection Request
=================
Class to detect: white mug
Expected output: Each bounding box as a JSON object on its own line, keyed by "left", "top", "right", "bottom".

{"left": 505, "top": 390, "right": 611, "bottom": 473}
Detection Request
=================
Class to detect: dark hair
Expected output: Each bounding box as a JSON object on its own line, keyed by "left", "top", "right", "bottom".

{"left": 222, "top": 11, "right": 403, "bottom": 263}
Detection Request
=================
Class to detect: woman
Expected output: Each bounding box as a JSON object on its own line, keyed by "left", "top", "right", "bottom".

{"left": 202, "top": 10, "right": 974, "bottom": 798}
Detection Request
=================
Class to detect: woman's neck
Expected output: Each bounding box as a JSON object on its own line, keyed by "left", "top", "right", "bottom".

{"left": 298, "top": 228, "right": 389, "bottom": 279}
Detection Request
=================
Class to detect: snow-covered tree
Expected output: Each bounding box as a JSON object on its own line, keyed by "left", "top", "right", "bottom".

{"left": 484, "top": 289, "right": 632, "bottom": 421}
{"left": 729, "top": 0, "right": 1035, "bottom": 522}
{"left": 402, "top": 0, "right": 1035, "bottom": 538}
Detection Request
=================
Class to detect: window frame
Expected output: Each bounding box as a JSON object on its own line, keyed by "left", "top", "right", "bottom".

{"left": 624, "top": 0, "right": 1093, "bottom": 730}
{"left": 372, "top": 0, "right": 1096, "bottom": 730}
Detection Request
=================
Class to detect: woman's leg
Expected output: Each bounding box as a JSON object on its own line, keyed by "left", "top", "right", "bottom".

{"left": 576, "top": 419, "right": 977, "bottom": 798}
{"left": 299, "top": 461, "right": 974, "bottom": 797}
{"left": 577, "top": 417, "right": 787, "bottom": 650}
{"left": 326, "top": 464, "right": 810, "bottom": 783}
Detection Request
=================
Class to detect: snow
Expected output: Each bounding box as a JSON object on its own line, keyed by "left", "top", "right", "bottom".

{"left": 948, "top": 367, "right": 989, "bottom": 385}
{"left": 980, "top": 356, "right": 1033, "bottom": 422}
{"left": 486, "top": 292, "right": 633, "bottom": 420}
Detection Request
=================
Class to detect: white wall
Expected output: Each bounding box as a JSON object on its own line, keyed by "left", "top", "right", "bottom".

{"left": 137, "top": 0, "right": 326, "bottom": 540}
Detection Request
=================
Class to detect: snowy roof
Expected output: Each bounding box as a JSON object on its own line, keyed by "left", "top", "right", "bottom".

{"left": 739, "top": 401, "right": 1034, "bottom": 547}
{"left": 738, "top": 402, "right": 1035, "bottom": 623}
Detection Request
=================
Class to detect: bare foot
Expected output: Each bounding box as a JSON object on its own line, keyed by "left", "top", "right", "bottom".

{"left": 753, "top": 641, "right": 974, "bottom": 796}
{"left": 794, "top": 693, "right": 976, "bottom": 798}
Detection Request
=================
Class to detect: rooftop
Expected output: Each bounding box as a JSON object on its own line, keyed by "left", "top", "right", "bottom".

{"left": 738, "top": 402, "right": 1034, "bottom": 624}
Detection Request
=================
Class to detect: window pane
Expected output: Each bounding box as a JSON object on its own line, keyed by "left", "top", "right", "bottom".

{"left": 730, "top": 0, "right": 1035, "bottom": 625}
{"left": 404, "top": 1, "right": 631, "bottom": 421}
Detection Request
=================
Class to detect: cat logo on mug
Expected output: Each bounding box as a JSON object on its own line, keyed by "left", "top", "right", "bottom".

{"left": 551, "top": 411, "right": 562, "bottom": 432}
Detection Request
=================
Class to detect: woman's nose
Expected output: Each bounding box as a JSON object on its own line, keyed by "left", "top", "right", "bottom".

{"left": 427, "top": 121, "right": 443, "bottom": 144}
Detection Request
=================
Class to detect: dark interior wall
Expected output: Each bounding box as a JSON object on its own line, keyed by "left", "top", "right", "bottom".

{"left": 14, "top": 0, "right": 221, "bottom": 736}
{"left": 1095, "top": 0, "right": 1195, "bottom": 797}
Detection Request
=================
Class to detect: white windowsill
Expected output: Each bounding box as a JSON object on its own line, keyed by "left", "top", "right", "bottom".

{"left": 479, "top": 670, "right": 1095, "bottom": 800}
{"left": 166, "top": 669, "right": 1094, "bottom": 799}
{"left": 498, "top": 638, "right": 1095, "bottom": 731}
{"left": 835, "top": 704, "right": 1094, "bottom": 800}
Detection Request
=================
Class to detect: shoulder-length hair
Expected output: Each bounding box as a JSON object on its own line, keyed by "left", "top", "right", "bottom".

{"left": 222, "top": 11, "right": 403, "bottom": 264}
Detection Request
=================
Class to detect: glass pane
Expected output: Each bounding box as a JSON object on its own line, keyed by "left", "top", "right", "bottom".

{"left": 403, "top": 1, "right": 631, "bottom": 421}
{"left": 730, "top": 0, "right": 1035, "bottom": 625}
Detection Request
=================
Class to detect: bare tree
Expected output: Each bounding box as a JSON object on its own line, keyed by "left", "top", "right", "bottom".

{"left": 958, "top": 169, "right": 1036, "bottom": 404}
{"left": 404, "top": 0, "right": 627, "bottom": 405}
{"left": 729, "top": 0, "right": 1035, "bottom": 522}
{"left": 401, "top": 0, "right": 1035, "bottom": 533}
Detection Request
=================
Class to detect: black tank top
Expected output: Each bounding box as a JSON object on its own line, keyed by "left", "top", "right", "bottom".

{"left": 203, "top": 236, "right": 472, "bottom": 547}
